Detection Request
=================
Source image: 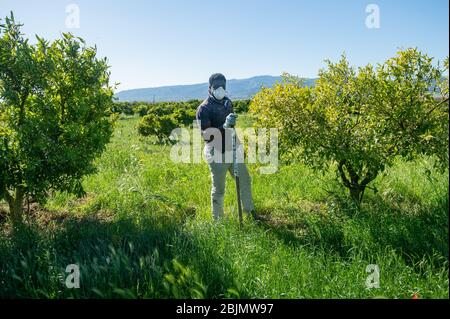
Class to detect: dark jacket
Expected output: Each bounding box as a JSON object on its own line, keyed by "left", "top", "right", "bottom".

{"left": 196, "top": 95, "right": 233, "bottom": 153}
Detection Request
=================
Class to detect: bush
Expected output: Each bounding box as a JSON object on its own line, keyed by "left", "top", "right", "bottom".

{"left": 138, "top": 114, "right": 179, "bottom": 143}
{"left": 0, "top": 13, "right": 115, "bottom": 224}
{"left": 251, "top": 49, "right": 449, "bottom": 204}
{"left": 174, "top": 107, "right": 196, "bottom": 127}
{"left": 122, "top": 104, "right": 135, "bottom": 116}
{"left": 233, "top": 99, "right": 251, "bottom": 113}
{"left": 138, "top": 105, "right": 148, "bottom": 117}
{"left": 137, "top": 100, "right": 199, "bottom": 141}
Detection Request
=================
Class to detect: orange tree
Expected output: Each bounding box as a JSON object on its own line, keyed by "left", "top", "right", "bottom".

{"left": 251, "top": 49, "right": 449, "bottom": 204}
{"left": 0, "top": 13, "right": 115, "bottom": 224}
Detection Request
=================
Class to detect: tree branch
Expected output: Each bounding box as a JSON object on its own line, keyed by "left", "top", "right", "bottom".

{"left": 338, "top": 160, "right": 351, "bottom": 189}
{"left": 18, "top": 89, "right": 29, "bottom": 125}
{"left": 2, "top": 186, "right": 13, "bottom": 206}
{"left": 427, "top": 97, "right": 449, "bottom": 116}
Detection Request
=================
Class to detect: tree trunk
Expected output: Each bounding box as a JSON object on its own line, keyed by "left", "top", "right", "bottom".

{"left": 5, "top": 187, "right": 24, "bottom": 226}
{"left": 349, "top": 185, "right": 364, "bottom": 205}
{"left": 338, "top": 161, "right": 364, "bottom": 205}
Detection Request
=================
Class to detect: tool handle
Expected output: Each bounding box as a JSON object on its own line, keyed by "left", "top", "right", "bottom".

{"left": 232, "top": 128, "right": 239, "bottom": 177}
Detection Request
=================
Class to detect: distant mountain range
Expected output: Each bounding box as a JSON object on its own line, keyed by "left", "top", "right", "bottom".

{"left": 115, "top": 75, "right": 317, "bottom": 102}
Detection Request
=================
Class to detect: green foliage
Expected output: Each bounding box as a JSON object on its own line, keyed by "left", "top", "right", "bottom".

{"left": 136, "top": 100, "right": 200, "bottom": 142}
{"left": 122, "top": 104, "right": 135, "bottom": 116}
{"left": 173, "top": 107, "right": 196, "bottom": 127}
{"left": 138, "top": 104, "right": 148, "bottom": 117}
{"left": 0, "top": 117, "right": 447, "bottom": 298}
{"left": 0, "top": 14, "right": 447, "bottom": 300}
{"left": 138, "top": 113, "right": 179, "bottom": 143}
{"left": 133, "top": 98, "right": 251, "bottom": 142}
{"left": 110, "top": 101, "right": 139, "bottom": 116}
{"left": 232, "top": 99, "right": 251, "bottom": 113}
{"left": 0, "top": 13, "right": 115, "bottom": 222}
{"left": 163, "top": 259, "right": 206, "bottom": 298}
{"left": 251, "top": 49, "right": 449, "bottom": 203}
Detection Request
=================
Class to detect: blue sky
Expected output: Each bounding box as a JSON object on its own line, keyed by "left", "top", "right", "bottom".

{"left": 1, "top": 0, "right": 448, "bottom": 91}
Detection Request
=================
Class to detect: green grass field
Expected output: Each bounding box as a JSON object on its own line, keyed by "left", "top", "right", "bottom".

{"left": 0, "top": 115, "right": 448, "bottom": 299}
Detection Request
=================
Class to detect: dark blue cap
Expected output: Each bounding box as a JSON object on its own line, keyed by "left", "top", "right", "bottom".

{"left": 209, "top": 73, "right": 226, "bottom": 90}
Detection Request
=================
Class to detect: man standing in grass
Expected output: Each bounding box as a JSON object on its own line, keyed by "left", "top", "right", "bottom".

{"left": 196, "top": 73, "right": 255, "bottom": 220}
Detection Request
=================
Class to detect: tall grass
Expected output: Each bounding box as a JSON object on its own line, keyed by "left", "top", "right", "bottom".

{"left": 0, "top": 115, "right": 448, "bottom": 298}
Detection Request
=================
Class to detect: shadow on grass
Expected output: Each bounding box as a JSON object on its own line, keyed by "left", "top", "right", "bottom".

{"left": 0, "top": 205, "right": 238, "bottom": 299}
{"left": 362, "top": 191, "right": 449, "bottom": 263}
{"left": 254, "top": 191, "right": 449, "bottom": 266}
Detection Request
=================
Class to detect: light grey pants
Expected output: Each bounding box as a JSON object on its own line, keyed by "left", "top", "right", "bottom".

{"left": 205, "top": 145, "right": 254, "bottom": 220}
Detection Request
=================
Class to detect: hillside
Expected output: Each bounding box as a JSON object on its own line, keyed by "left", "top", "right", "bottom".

{"left": 115, "top": 75, "right": 317, "bottom": 102}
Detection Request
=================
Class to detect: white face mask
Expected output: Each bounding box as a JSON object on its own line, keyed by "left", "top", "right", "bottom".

{"left": 212, "top": 87, "right": 227, "bottom": 100}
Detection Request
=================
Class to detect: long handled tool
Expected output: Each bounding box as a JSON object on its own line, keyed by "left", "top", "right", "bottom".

{"left": 231, "top": 126, "right": 243, "bottom": 227}
{"left": 224, "top": 114, "right": 243, "bottom": 227}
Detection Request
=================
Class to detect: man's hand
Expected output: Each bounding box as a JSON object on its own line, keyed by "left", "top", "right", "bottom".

{"left": 224, "top": 113, "right": 238, "bottom": 128}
